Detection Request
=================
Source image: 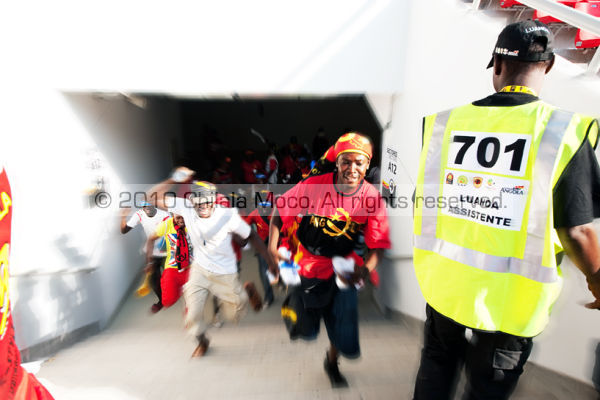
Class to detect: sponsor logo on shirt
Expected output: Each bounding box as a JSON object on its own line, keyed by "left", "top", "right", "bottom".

{"left": 473, "top": 177, "right": 483, "bottom": 188}
{"left": 500, "top": 185, "right": 526, "bottom": 195}
{"left": 446, "top": 173, "right": 454, "bottom": 185}
{"left": 457, "top": 175, "right": 468, "bottom": 186}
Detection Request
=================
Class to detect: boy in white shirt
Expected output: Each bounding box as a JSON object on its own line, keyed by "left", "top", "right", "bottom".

{"left": 120, "top": 202, "right": 169, "bottom": 313}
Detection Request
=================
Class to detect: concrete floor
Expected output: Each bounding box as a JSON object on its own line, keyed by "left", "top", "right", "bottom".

{"left": 34, "top": 254, "right": 599, "bottom": 399}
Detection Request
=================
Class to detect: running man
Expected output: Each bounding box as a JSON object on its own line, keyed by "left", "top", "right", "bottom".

{"left": 269, "top": 132, "right": 391, "bottom": 388}
{"left": 146, "top": 176, "right": 276, "bottom": 357}
{"left": 121, "top": 202, "right": 169, "bottom": 313}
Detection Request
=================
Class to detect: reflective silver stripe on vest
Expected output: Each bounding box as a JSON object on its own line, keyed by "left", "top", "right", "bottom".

{"left": 420, "top": 110, "right": 451, "bottom": 237}
{"left": 416, "top": 108, "right": 574, "bottom": 284}
{"left": 522, "top": 109, "right": 574, "bottom": 265}
{"left": 414, "top": 235, "right": 558, "bottom": 283}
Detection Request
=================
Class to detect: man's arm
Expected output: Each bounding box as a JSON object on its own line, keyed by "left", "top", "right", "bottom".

{"left": 232, "top": 233, "right": 249, "bottom": 247}
{"left": 344, "top": 248, "right": 383, "bottom": 284}
{"left": 557, "top": 223, "right": 600, "bottom": 308}
{"left": 120, "top": 207, "right": 133, "bottom": 234}
{"left": 365, "top": 248, "right": 383, "bottom": 272}
{"left": 268, "top": 208, "right": 283, "bottom": 267}
{"left": 248, "top": 230, "right": 279, "bottom": 276}
{"left": 147, "top": 180, "right": 175, "bottom": 211}
{"left": 146, "top": 166, "right": 194, "bottom": 210}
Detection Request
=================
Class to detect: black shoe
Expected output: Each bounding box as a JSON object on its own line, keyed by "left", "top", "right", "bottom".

{"left": 192, "top": 335, "right": 209, "bottom": 358}
{"left": 150, "top": 302, "right": 163, "bottom": 313}
{"left": 324, "top": 353, "right": 348, "bottom": 388}
{"left": 244, "top": 281, "right": 263, "bottom": 312}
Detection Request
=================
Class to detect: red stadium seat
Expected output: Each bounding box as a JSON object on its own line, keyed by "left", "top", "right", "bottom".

{"left": 500, "top": 0, "right": 523, "bottom": 8}
{"left": 559, "top": 0, "right": 581, "bottom": 6}
{"left": 574, "top": 1, "right": 600, "bottom": 49}
{"left": 533, "top": 1, "right": 577, "bottom": 24}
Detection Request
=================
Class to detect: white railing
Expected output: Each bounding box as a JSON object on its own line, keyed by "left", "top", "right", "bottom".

{"left": 475, "top": 0, "right": 600, "bottom": 75}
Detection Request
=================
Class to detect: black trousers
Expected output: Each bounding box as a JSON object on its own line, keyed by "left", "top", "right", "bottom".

{"left": 414, "top": 304, "right": 533, "bottom": 400}
{"left": 150, "top": 256, "right": 165, "bottom": 304}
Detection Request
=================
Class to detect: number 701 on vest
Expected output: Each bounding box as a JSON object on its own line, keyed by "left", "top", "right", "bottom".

{"left": 447, "top": 131, "right": 532, "bottom": 177}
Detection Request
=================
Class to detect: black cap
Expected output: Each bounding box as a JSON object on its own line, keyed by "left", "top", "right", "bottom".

{"left": 487, "top": 20, "right": 554, "bottom": 69}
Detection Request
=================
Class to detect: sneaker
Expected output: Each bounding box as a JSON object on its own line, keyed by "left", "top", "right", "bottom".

{"left": 191, "top": 335, "right": 209, "bottom": 358}
{"left": 211, "top": 315, "right": 224, "bottom": 328}
{"left": 244, "top": 281, "right": 263, "bottom": 312}
{"left": 324, "top": 353, "right": 348, "bottom": 388}
{"left": 262, "top": 299, "right": 273, "bottom": 310}
{"left": 151, "top": 302, "right": 163, "bottom": 314}
{"left": 212, "top": 320, "right": 223, "bottom": 328}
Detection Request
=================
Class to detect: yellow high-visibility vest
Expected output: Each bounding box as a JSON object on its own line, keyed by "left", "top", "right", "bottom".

{"left": 413, "top": 99, "right": 598, "bottom": 337}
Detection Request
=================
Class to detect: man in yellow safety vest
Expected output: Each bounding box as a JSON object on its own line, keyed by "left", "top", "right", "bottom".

{"left": 412, "top": 20, "right": 600, "bottom": 399}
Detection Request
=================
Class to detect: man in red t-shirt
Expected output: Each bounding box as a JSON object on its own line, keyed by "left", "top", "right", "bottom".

{"left": 212, "top": 157, "right": 234, "bottom": 185}
{"left": 240, "top": 150, "right": 265, "bottom": 184}
{"left": 279, "top": 149, "right": 297, "bottom": 184}
{"left": 268, "top": 133, "right": 391, "bottom": 388}
{"left": 0, "top": 167, "right": 54, "bottom": 400}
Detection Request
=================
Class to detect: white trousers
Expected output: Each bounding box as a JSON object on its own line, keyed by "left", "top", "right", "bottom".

{"left": 183, "top": 262, "right": 248, "bottom": 337}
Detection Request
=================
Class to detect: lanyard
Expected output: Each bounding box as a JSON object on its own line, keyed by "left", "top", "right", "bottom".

{"left": 500, "top": 85, "right": 537, "bottom": 96}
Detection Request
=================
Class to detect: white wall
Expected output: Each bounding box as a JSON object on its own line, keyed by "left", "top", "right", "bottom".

{"left": 61, "top": 94, "right": 181, "bottom": 326}
{"left": 3, "top": 92, "right": 180, "bottom": 354}
{"left": 374, "top": 0, "right": 600, "bottom": 385}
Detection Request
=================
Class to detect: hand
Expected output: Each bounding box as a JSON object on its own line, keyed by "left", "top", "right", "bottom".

{"left": 347, "top": 265, "right": 370, "bottom": 285}
{"left": 144, "top": 263, "right": 153, "bottom": 274}
{"left": 232, "top": 233, "right": 249, "bottom": 247}
{"left": 171, "top": 166, "right": 195, "bottom": 183}
{"left": 266, "top": 249, "right": 280, "bottom": 279}
{"left": 120, "top": 207, "right": 131, "bottom": 218}
{"left": 335, "top": 272, "right": 351, "bottom": 286}
{"left": 277, "top": 246, "right": 292, "bottom": 262}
